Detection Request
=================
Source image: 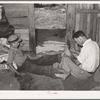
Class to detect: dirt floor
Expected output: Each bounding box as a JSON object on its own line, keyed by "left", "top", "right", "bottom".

{"left": 0, "top": 54, "right": 100, "bottom": 90}
{"left": 0, "top": 54, "right": 64, "bottom": 90}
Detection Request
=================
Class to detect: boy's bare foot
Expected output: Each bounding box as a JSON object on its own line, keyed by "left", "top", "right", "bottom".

{"left": 28, "top": 54, "right": 42, "bottom": 60}
{"left": 58, "top": 69, "right": 66, "bottom": 73}
{"left": 55, "top": 73, "right": 68, "bottom": 80}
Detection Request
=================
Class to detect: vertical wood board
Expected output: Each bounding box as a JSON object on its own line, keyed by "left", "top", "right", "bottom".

{"left": 98, "top": 20, "right": 100, "bottom": 45}
{"left": 79, "top": 13, "right": 83, "bottom": 31}
{"left": 83, "top": 13, "right": 87, "bottom": 35}
{"left": 96, "top": 18, "right": 99, "bottom": 43}
{"left": 87, "top": 14, "right": 91, "bottom": 38}
{"left": 28, "top": 4, "right": 36, "bottom": 55}
{"left": 88, "top": 13, "right": 94, "bottom": 39}
{"left": 92, "top": 13, "right": 98, "bottom": 41}
{"left": 75, "top": 13, "right": 80, "bottom": 32}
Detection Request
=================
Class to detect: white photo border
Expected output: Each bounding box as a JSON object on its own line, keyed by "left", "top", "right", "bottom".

{"left": 0, "top": 1, "right": 100, "bottom": 99}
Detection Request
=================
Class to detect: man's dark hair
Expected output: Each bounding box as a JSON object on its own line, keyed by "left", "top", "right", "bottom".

{"left": 72, "top": 30, "right": 86, "bottom": 39}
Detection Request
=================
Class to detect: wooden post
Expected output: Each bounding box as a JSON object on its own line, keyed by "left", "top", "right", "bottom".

{"left": 65, "top": 4, "right": 76, "bottom": 48}
{"left": 28, "top": 4, "right": 36, "bottom": 56}
{"left": 66, "top": 4, "right": 76, "bottom": 34}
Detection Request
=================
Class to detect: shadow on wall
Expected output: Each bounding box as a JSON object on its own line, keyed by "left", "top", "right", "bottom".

{"left": 35, "top": 29, "right": 66, "bottom": 45}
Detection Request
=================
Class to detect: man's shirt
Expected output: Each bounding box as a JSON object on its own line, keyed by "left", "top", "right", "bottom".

{"left": 77, "top": 39, "right": 99, "bottom": 72}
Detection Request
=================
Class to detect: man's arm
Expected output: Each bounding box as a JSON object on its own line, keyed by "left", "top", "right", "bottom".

{"left": 70, "top": 53, "right": 81, "bottom": 66}
{"left": 63, "top": 47, "right": 81, "bottom": 66}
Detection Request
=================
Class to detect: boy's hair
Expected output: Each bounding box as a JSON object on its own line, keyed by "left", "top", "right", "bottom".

{"left": 72, "top": 30, "right": 86, "bottom": 39}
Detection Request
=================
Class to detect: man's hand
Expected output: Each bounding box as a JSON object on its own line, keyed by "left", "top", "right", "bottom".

{"left": 70, "top": 47, "right": 80, "bottom": 55}
{"left": 64, "top": 48, "right": 71, "bottom": 57}
{"left": 70, "top": 48, "right": 76, "bottom": 53}
{"left": 72, "top": 52, "right": 78, "bottom": 58}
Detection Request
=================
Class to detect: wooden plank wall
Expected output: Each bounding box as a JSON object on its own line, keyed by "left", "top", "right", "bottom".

{"left": 2, "top": 4, "right": 100, "bottom": 51}
{"left": 3, "top": 4, "right": 28, "bottom": 28}
{"left": 3, "top": 4, "right": 29, "bottom": 51}
{"left": 75, "top": 4, "right": 100, "bottom": 44}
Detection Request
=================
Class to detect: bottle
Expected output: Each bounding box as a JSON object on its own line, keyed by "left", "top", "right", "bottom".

{"left": 0, "top": 5, "right": 2, "bottom": 19}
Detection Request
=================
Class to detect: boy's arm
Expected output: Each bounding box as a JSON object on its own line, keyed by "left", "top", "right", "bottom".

{"left": 7, "top": 48, "right": 20, "bottom": 75}
{"left": 7, "top": 63, "right": 20, "bottom": 75}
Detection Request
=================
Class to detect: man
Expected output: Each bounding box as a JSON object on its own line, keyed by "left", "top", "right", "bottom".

{"left": 55, "top": 30, "right": 99, "bottom": 89}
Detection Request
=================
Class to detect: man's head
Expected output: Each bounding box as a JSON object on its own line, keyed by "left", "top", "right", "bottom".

{"left": 7, "top": 35, "right": 22, "bottom": 48}
{"left": 72, "top": 30, "right": 87, "bottom": 46}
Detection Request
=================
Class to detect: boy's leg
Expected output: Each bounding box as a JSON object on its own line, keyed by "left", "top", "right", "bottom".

{"left": 53, "top": 55, "right": 71, "bottom": 74}
{"left": 18, "top": 57, "right": 39, "bottom": 73}
{"left": 54, "top": 56, "right": 71, "bottom": 80}
{"left": 19, "top": 57, "right": 59, "bottom": 78}
{"left": 63, "top": 56, "right": 92, "bottom": 80}
{"left": 61, "top": 56, "right": 71, "bottom": 74}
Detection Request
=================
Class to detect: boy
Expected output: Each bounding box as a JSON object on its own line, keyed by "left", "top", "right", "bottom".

{"left": 7, "top": 35, "right": 26, "bottom": 75}
{"left": 7, "top": 35, "right": 60, "bottom": 78}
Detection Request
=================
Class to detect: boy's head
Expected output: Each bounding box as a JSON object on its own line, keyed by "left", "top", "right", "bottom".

{"left": 72, "top": 30, "right": 87, "bottom": 46}
{"left": 7, "top": 35, "right": 22, "bottom": 48}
